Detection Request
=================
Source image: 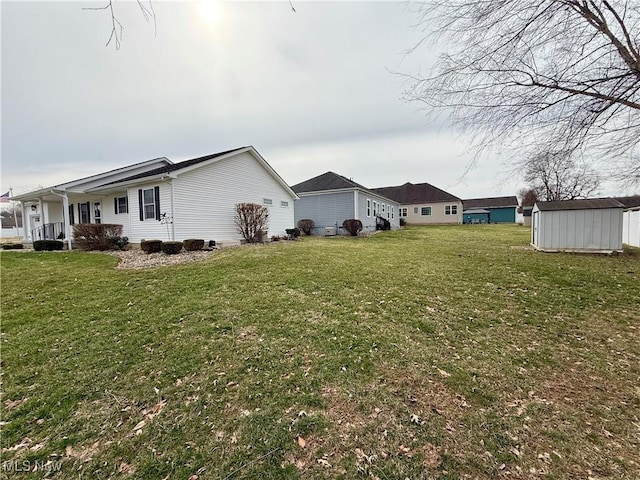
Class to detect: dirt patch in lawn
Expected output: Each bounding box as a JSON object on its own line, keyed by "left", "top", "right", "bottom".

{"left": 106, "top": 249, "right": 216, "bottom": 270}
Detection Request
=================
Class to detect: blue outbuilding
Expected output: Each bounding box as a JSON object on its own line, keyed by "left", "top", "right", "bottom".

{"left": 462, "top": 196, "right": 519, "bottom": 224}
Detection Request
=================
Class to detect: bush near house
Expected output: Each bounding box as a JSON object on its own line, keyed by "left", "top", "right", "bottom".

{"left": 1, "top": 243, "right": 24, "bottom": 250}
{"left": 285, "top": 228, "right": 301, "bottom": 238}
{"left": 161, "top": 241, "right": 183, "bottom": 255}
{"left": 183, "top": 239, "right": 205, "bottom": 251}
{"left": 140, "top": 240, "right": 162, "bottom": 254}
{"left": 234, "top": 203, "right": 269, "bottom": 243}
{"left": 297, "top": 219, "right": 315, "bottom": 235}
{"left": 342, "top": 219, "right": 363, "bottom": 236}
{"left": 72, "top": 224, "right": 128, "bottom": 251}
{"left": 33, "top": 240, "right": 64, "bottom": 251}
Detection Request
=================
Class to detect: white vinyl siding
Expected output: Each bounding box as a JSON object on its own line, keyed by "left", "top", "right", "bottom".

{"left": 173, "top": 151, "right": 295, "bottom": 242}
{"left": 128, "top": 183, "right": 172, "bottom": 242}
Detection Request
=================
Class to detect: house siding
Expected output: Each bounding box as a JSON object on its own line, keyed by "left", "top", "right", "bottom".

{"left": 401, "top": 201, "right": 463, "bottom": 225}
{"left": 532, "top": 207, "right": 623, "bottom": 252}
{"left": 294, "top": 191, "right": 355, "bottom": 234}
{"left": 356, "top": 191, "right": 400, "bottom": 231}
{"left": 127, "top": 183, "right": 173, "bottom": 243}
{"left": 172, "top": 151, "right": 295, "bottom": 242}
{"left": 486, "top": 207, "right": 516, "bottom": 223}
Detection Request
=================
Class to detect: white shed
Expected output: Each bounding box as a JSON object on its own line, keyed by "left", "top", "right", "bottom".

{"left": 617, "top": 196, "right": 640, "bottom": 248}
{"left": 531, "top": 199, "right": 625, "bottom": 253}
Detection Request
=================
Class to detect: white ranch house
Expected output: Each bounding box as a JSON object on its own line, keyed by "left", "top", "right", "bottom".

{"left": 11, "top": 146, "right": 298, "bottom": 248}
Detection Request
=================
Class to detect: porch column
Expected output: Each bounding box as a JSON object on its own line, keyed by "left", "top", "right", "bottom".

{"left": 62, "top": 194, "right": 72, "bottom": 250}
{"left": 38, "top": 198, "right": 45, "bottom": 224}
{"left": 20, "top": 201, "right": 28, "bottom": 241}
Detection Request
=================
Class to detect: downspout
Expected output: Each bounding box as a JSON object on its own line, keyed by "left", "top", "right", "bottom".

{"left": 353, "top": 190, "right": 358, "bottom": 220}
{"left": 50, "top": 190, "right": 72, "bottom": 250}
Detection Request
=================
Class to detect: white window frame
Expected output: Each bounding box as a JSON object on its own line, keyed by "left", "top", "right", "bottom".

{"left": 263, "top": 198, "right": 273, "bottom": 206}
{"left": 280, "top": 200, "right": 289, "bottom": 207}
{"left": 143, "top": 188, "right": 156, "bottom": 220}
{"left": 116, "top": 196, "right": 128, "bottom": 214}
{"left": 421, "top": 206, "right": 432, "bottom": 216}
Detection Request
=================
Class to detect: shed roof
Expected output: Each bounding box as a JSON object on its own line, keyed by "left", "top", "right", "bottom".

{"left": 463, "top": 208, "right": 491, "bottom": 214}
{"left": 463, "top": 196, "right": 519, "bottom": 209}
{"left": 614, "top": 195, "right": 640, "bottom": 209}
{"left": 535, "top": 198, "right": 625, "bottom": 211}
{"left": 370, "top": 182, "right": 460, "bottom": 204}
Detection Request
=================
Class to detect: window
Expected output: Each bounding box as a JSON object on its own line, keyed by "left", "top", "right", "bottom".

{"left": 263, "top": 198, "right": 273, "bottom": 206}
{"left": 445, "top": 205, "right": 458, "bottom": 215}
{"left": 373, "top": 201, "right": 378, "bottom": 216}
{"left": 280, "top": 200, "right": 289, "bottom": 207}
{"left": 400, "top": 207, "right": 407, "bottom": 217}
{"left": 115, "top": 196, "right": 128, "bottom": 214}
{"left": 382, "top": 204, "right": 385, "bottom": 213}
{"left": 79, "top": 202, "right": 90, "bottom": 223}
{"left": 138, "top": 187, "right": 160, "bottom": 221}
{"left": 93, "top": 202, "right": 101, "bottom": 224}
{"left": 367, "top": 199, "right": 371, "bottom": 217}
{"left": 413, "top": 207, "right": 419, "bottom": 214}
{"left": 143, "top": 189, "right": 156, "bottom": 219}
{"left": 391, "top": 206, "right": 394, "bottom": 219}
{"left": 421, "top": 207, "right": 432, "bottom": 216}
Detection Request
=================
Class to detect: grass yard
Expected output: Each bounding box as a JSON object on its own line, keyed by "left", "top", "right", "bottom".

{"left": 1, "top": 225, "right": 639, "bottom": 479}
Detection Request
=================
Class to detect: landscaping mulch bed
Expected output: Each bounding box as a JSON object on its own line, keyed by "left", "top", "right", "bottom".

{"left": 105, "top": 249, "right": 217, "bottom": 270}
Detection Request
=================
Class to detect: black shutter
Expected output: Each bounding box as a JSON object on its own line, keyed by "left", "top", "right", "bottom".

{"left": 114, "top": 198, "right": 118, "bottom": 215}
{"left": 138, "top": 189, "right": 144, "bottom": 221}
{"left": 69, "top": 204, "right": 75, "bottom": 225}
{"left": 154, "top": 186, "right": 160, "bottom": 221}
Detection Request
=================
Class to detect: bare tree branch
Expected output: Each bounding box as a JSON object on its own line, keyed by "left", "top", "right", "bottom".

{"left": 403, "top": 0, "right": 640, "bottom": 189}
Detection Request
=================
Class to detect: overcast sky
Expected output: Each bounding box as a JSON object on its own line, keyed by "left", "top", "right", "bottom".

{"left": 1, "top": 1, "right": 550, "bottom": 199}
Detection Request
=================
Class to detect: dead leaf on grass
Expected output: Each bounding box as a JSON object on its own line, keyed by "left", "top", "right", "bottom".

{"left": 296, "top": 436, "right": 306, "bottom": 448}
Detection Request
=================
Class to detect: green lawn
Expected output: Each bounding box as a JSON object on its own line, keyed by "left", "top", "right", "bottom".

{"left": 1, "top": 225, "right": 638, "bottom": 479}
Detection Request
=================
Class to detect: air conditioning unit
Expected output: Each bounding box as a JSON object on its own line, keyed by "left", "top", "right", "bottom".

{"left": 324, "top": 226, "right": 337, "bottom": 236}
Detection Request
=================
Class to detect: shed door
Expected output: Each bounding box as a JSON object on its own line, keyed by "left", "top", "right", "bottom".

{"left": 532, "top": 211, "right": 539, "bottom": 245}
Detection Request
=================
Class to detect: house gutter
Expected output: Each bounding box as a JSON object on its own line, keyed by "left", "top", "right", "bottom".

{"left": 49, "top": 189, "right": 73, "bottom": 251}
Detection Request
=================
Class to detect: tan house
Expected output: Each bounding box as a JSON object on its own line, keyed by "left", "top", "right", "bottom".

{"left": 371, "top": 182, "right": 462, "bottom": 225}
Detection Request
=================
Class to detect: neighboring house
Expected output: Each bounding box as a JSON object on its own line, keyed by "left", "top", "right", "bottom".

{"left": 531, "top": 198, "right": 624, "bottom": 253}
{"left": 371, "top": 182, "right": 462, "bottom": 225}
{"left": 11, "top": 146, "right": 298, "bottom": 248}
{"left": 291, "top": 171, "right": 400, "bottom": 235}
{"left": 521, "top": 206, "right": 533, "bottom": 226}
{"left": 616, "top": 195, "right": 640, "bottom": 248}
{"left": 462, "top": 196, "right": 519, "bottom": 224}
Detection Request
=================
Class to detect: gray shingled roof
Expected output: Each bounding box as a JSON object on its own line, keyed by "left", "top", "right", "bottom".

{"left": 101, "top": 147, "right": 247, "bottom": 186}
{"left": 614, "top": 195, "right": 640, "bottom": 209}
{"left": 463, "top": 196, "right": 519, "bottom": 209}
{"left": 291, "top": 171, "right": 370, "bottom": 193}
{"left": 370, "top": 182, "right": 460, "bottom": 204}
{"left": 536, "top": 198, "right": 625, "bottom": 211}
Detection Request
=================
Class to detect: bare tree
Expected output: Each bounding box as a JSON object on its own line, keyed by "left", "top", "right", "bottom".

{"left": 404, "top": 1, "right": 640, "bottom": 188}
{"left": 234, "top": 203, "right": 269, "bottom": 243}
{"left": 523, "top": 151, "right": 600, "bottom": 201}
{"left": 84, "top": 0, "right": 156, "bottom": 50}
{"left": 518, "top": 188, "right": 538, "bottom": 207}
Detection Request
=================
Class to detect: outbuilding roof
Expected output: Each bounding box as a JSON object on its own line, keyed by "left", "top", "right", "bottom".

{"left": 371, "top": 182, "right": 460, "bottom": 204}
{"left": 535, "top": 198, "right": 625, "bottom": 211}
{"left": 614, "top": 195, "right": 640, "bottom": 209}
{"left": 463, "top": 196, "right": 519, "bottom": 209}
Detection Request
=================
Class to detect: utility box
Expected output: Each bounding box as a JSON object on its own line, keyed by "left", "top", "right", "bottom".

{"left": 324, "top": 226, "right": 337, "bottom": 236}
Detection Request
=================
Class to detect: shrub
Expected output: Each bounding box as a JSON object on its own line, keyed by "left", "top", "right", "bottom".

{"left": 33, "top": 240, "right": 64, "bottom": 251}
{"left": 1, "top": 243, "right": 24, "bottom": 250}
{"left": 183, "top": 239, "right": 204, "bottom": 251}
{"left": 141, "top": 240, "right": 162, "bottom": 254}
{"left": 399, "top": 218, "right": 407, "bottom": 227}
{"left": 297, "top": 219, "right": 315, "bottom": 235}
{"left": 73, "top": 224, "right": 126, "bottom": 251}
{"left": 285, "top": 228, "right": 301, "bottom": 238}
{"left": 234, "top": 203, "right": 269, "bottom": 243}
{"left": 342, "top": 219, "right": 363, "bottom": 236}
{"left": 161, "top": 241, "right": 183, "bottom": 255}
{"left": 271, "top": 235, "right": 282, "bottom": 242}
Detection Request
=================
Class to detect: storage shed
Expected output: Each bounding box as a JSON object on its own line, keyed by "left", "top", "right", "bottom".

{"left": 531, "top": 199, "right": 624, "bottom": 253}
{"left": 616, "top": 195, "right": 640, "bottom": 247}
